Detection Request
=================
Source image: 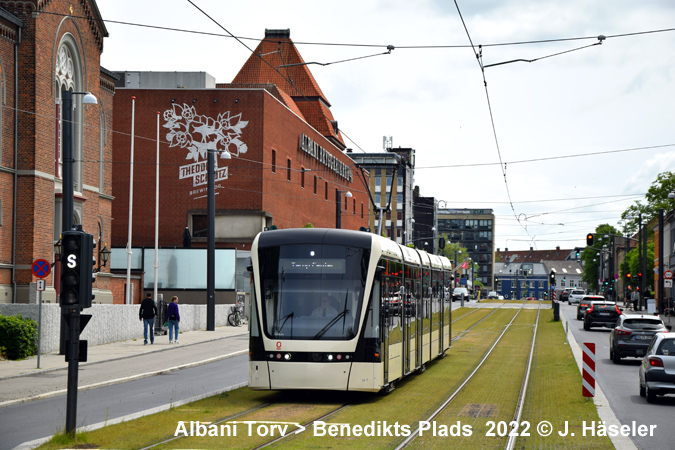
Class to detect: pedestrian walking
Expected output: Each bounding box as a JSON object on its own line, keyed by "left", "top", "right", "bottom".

{"left": 166, "top": 296, "right": 181, "bottom": 344}
{"left": 139, "top": 293, "right": 157, "bottom": 345}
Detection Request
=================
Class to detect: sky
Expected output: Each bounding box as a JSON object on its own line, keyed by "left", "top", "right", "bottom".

{"left": 95, "top": 0, "right": 675, "bottom": 251}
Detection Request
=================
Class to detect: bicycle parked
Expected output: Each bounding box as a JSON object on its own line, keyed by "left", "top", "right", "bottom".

{"left": 228, "top": 301, "right": 245, "bottom": 327}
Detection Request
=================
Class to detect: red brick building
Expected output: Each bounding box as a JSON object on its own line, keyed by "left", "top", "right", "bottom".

{"left": 0, "top": 0, "right": 115, "bottom": 304}
{"left": 110, "top": 30, "right": 369, "bottom": 303}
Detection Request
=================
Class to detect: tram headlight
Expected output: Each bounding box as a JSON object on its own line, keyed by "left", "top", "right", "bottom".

{"left": 284, "top": 353, "right": 292, "bottom": 360}
{"left": 327, "top": 354, "right": 334, "bottom": 361}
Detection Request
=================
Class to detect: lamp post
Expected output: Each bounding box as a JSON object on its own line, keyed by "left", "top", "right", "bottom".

{"left": 336, "top": 190, "right": 352, "bottom": 229}
{"left": 61, "top": 90, "right": 97, "bottom": 437}
{"left": 454, "top": 249, "right": 461, "bottom": 288}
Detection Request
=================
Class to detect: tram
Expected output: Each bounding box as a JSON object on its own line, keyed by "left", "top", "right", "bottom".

{"left": 248, "top": 228, "right": 454, "bottom": 392}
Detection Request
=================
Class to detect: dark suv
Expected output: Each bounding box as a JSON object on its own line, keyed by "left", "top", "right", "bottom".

{"left": 610, "top": 314, "right": 669, "bottom": 363}
{"left": 583, "top": 301, "right": 622, "bottom": 331}
{"left": 577, "top": 295, "right": 605, "bottom": 320}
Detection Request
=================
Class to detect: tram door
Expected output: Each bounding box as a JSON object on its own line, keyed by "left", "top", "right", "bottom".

{"left": 380, "top": 276, "right": 389, "bottom": 384}
{"left": 382, "top": 260, "right": 403, "bottom": 383}
{"left": 404, "top": 265, "right": 421, "bottom": 373}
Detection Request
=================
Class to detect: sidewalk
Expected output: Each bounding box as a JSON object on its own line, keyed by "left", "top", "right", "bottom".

{"left": 0, "top": 325, "right": 249, "bottom": 406}
{"left": 0, "top": 324, "right": 248, "bottom": 380}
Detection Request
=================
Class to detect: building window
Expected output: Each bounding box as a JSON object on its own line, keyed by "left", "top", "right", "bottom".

{"left": 271, "top": 150, "right": 276, "bottom": 173}
{"left": 361, "top": 203, "right": 364, "bottom": 219}
{"left": 375, "top": 193, "right": 380, "bottom": 205}
{"left": 353, "top": 198, "right": 356, "bottom": 214}
{"left": 313, "top": 175, "right": 317, "bottom": 195}
{"left": 375, "top": 177, "right": 381, "bottom": 187}
{"left": 301, "top": 167, "right": 305, "bottom": 188}
{"left": 287, "top": 158, "right": 291, "bottom": 181}
{"left": 192, "top": 215, "right": 208, "bottom": 237}
{"left": 325, "top": 181, "right": 328, "bottom": 200}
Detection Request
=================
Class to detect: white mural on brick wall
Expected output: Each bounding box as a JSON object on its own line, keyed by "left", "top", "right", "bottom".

{"left": 163, "top": 104, "right": 248, "bottom": 197}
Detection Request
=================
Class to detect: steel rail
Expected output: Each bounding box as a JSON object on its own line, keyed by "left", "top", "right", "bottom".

{"left": 505, "top": 301, "right": 542, "bottom": 450}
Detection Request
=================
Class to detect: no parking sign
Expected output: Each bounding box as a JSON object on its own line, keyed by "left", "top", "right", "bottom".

{"left": 32, "top": 259, "right": 51, "bottom": 278}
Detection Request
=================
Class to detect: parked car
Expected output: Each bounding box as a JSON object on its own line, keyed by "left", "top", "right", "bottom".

{"left": 452, "top": 287, "right": 469, "bottom": 302}
{"left": 577, "top": 295, "right": 605, "bottom": 320}
{"left": 638, "top": 332, "right": 675, "bottom": 402}
{"left": 487, "top": 291, "right": 498, "bottom": 299}
{"left": 498, "top": 295, "right": 504, "bottom": 300}
{"left": 583, "top": 301, "right": 621, "bottom": 331}
{"left": 559, "top": 290, "right": 569, "bottom": 302}
{"left": 568, "top": 289, "right": 586, "bottom": 305}
{"left": 610, "top": 314, "right": 669, "bottom": 363}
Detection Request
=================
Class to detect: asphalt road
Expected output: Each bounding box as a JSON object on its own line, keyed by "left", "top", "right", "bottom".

{"left": 2, "top": 355, "right": 248, "bottom": 450}
{"left": 560, "top": 302, "right": 675, "bottom": 450}
{"left": 0, "top": 335, "right": 249, "bottom": 404}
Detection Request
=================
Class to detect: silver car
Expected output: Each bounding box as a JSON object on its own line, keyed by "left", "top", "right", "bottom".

{"left": 568, "top": 289, "right": 586, "bottom": 305}
{"left": 639, "top": 332, "right": 675, "bottom": 403}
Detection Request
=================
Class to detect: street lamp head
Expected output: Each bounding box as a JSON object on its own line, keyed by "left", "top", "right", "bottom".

{"left": 668, "top": 192, "right": 675, "bottom": 199}
{"left": 81, "top": 92, "right": 97, "bottom": 104}
{"left": 344, "top": 191, "right": 353, "bottom": 198}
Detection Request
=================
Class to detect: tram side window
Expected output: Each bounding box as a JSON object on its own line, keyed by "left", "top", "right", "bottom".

{"left": 363, "top": 282, "right": 380, "bottom": 338}
{"left": 250, "top": 285, "right": 260, "bottom": 337}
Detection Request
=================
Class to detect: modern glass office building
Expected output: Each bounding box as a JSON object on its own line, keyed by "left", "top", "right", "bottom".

{"left": 437, "top": 209, "right": 495, "bottom": 289}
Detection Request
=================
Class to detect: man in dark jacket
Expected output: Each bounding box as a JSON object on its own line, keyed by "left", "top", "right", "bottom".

{"left": 139, "top": 293, "right": 158, "bottom": 345}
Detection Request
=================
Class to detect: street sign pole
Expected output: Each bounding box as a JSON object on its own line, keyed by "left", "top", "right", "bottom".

{"left": 38, "top": 288, "right": 42, "bottom": 369}
{"left": 31, "top": 261, "right": 50, "bottom": 370}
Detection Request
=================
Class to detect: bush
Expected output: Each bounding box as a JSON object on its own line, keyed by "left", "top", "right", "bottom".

{"left": 0, "top": 314, "right": 38, "bottom": 360}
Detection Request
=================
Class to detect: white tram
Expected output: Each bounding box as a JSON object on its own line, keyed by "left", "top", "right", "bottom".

{"left": 248, "top": 228, "right": 453, "bottom": 392}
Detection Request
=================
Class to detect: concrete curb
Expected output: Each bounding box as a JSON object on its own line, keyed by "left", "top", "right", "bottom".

{"left": 559, "top": 306, "right": 638, "bottom": 450}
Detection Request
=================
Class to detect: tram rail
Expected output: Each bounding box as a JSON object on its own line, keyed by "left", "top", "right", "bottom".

{"left": 394, "top": 300, "right": 541, "bottom": 449}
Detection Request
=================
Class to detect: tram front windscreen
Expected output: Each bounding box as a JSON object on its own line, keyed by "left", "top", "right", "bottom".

{"left": 258, "top": 243, "right": 370, "bottom": 340}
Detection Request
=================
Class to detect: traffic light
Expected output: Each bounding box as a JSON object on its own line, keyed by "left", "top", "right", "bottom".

{"left": 626, "top": 273, "right": 631, "bottom": 279}
{"left": 586, "top": 233, "right": 594, "bottom": 246}
{"left": 438, "top": 237, "right": 445, "bottom": 250}
{"left": 60, "top": 230, "right": 95, "bottom": 308}
{"left": 549, "top": 270, "right": 556, "bottom": 284}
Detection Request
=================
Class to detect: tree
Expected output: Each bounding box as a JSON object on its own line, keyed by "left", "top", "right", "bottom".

{"left": 580, "top": 223, "right": 619, "bottom": 293}
{"left": 621, "top": 171, "right": 675, "bottom": 234}
{"left": 622, "top": 242, "right": 655, "bottom": 291}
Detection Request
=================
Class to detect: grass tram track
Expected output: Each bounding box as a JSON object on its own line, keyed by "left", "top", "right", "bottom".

{"left": 38, "top": 301, "right": 613, "bottom": 450}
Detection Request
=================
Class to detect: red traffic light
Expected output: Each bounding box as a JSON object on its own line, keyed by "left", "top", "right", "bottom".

{"left": 626, "top": 273, "right": 631, "bottom": 278}
{"left": 586, "top": 233, "right": 594, "bottom": 246}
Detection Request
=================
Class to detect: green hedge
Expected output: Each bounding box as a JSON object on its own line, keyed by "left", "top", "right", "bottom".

{"left": 0, "top": 314, "right": 38, "bottom": 360}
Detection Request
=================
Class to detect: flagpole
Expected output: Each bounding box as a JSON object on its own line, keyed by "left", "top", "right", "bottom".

{"left": 125, "top": 97, "right": 136, "bottom": 305}
{"left": 154, "top": 112, "right": 160, "bottom": 302}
